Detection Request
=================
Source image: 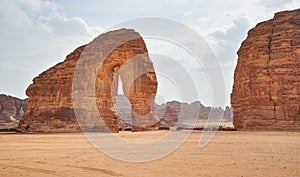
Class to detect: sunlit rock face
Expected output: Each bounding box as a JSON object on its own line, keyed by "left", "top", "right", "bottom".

{"left": 17, "top": 29, "right": 159, "bottom": 133}
{"left": 231, "top": 9, "right": 300, "bottom": 130}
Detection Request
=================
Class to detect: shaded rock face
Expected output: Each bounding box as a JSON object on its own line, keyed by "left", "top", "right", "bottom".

{"left": 0, "top": 94, "right": 27, "bottom": 130}
{"left": 109, "top": 96, "right": 232, "bottom": 129}
{"left": 18, "top": 29, "right": 159, "bottom": 133}
{"left": 223, "top": 106, "right": 233, "bottom": 122}
{"left": 156, "top": 100, "right": 231, "bottom": 128}
{"left": 0, "top": 94, "right": 27, "bottom": 117}
{"left": 156, "top": 101, "right": 180, "bottom": 127}
{"left": 231, "top": 9, "right": 300, "bottom": 130}
{"left": 115, "top": 95, "right": 132, "bottom": 125}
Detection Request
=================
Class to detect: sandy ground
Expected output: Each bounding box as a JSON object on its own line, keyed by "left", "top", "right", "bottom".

{"left": 0, "top": 131, "right": 299, "bottom": 177}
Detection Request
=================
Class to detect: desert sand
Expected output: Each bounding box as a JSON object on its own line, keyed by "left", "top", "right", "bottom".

{"left": 0, "top": 131, "right": 299, "bottom": 177}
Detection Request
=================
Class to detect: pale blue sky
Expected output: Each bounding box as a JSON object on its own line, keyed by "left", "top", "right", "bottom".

{"left": 0, "top": 0, "right": 299, "bottom": 107}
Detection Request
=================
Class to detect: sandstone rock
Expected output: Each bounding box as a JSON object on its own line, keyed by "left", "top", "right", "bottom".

{"left": 223, "top": 106, "right": 233, "bottom": 122}
{"left": 156, "top": 100, "right": 231, "bottom": 129}
{"left": 0, "top": 94, "right": 27, "bottom": 130}
{"left": 17, "top": 29, "right": 159, "bottom": 133}
{"left": 116, "top": 95, "right": 131, "bottom": 116}
{"left": 231, "top": 9, "right": 300, "bottom": 130}
{"left": 111, "top": 96, "right": 233, "bottom": 130}
{"left": 115, "top": 97, "right": 232, "bottom": 129}
{"left": 156, "top": 101, "right": 180, "bottom": 127}
{"left": 0, "top": 94, "right": 27, "bottom": 117}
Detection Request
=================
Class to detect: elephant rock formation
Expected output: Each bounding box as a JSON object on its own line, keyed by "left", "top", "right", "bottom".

{"left": 18, "top": 29, "right": 159, "bottom": 133}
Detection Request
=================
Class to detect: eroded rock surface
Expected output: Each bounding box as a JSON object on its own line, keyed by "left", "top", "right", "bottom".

{"left": 18, "top": 29, "right": 159, "bottom": 133}
{"left": 156, "top": 100, "right": 231, "bottom": 129}
{"left": 0, "top": 94, "right": 27, "bottom": 130}
{"left": 231, "top": 9, "right": 300, "bottom": 130}
{"left": 223, "top": 106, "right": 233, "bottom": 122}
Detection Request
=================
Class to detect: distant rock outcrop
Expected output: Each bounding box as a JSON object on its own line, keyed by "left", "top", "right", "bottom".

{"left": 231, "top": 9, "right": 300, "bottom": 130}
{"left": 17, "top": 29, "right": 159, "bottom": 133}
{"left": 0, "top": 94, "right": 27, "bottom": 130}
{"left": 223, "top": 106, "right": 233, "bottom": 122}
{"left": 156, "top": 100, "right": 231, "bottom": 128}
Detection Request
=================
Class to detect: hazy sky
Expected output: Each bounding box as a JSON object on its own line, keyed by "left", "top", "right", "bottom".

{"left": 0, "top": 0, "right": 299, "bottom": 107}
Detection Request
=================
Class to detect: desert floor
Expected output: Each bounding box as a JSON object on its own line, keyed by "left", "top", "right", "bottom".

{"left": 0, "top": 131, "right": 299, "bottom": 177}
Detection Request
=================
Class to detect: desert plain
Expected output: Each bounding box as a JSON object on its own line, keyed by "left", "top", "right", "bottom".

{"left": 0, "top": 131, "right": 299, "bottom": 177}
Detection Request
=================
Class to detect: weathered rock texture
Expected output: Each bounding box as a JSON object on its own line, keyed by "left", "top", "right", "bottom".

{"left": 156, "top": 100, "right": 230, "bottom": 128}
{"left": 0, "top": 94, "right": 27, "bottom": 130}
{"left": 18, "top": 29, "right": 159, "bottom": 133}
{"left": 101, "top": 95, "right": 233, "bottom": 130}
{"left": 231, "top": 9, "right": 300, "bottom": 130}
{"left": 115, "top": 97, "right": 232, "bottom": 129}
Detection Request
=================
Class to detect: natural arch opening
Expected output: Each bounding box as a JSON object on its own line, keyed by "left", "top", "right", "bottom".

{"left": 95, "top": 39, "right": 160, "bottom": 133}
{"left": 17, "top": 28, "right": 160, "bottom": 133}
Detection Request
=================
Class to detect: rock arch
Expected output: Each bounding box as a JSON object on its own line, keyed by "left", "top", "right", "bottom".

{"left": 18, "top": 29, "right": 160, "bottom": 133}
{"left": 93, "top": 31, "right": 160, "bottom": 132}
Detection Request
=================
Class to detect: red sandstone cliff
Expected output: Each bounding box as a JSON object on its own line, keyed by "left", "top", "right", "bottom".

{"left": 231, "top": 9, "right": 300, "bottom": 130}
